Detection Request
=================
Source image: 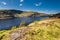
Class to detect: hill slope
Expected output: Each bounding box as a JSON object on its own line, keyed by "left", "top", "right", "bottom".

{"left": 0, "top": 10, "right": 48, "bottom": 19}
{"left": 0, "top": 18, "right": 60, "bottom": 40}
{"left": 49, "top": 13, "right": 60, "bottom": 18}
{"left": 0, "top": 10, "right": 23, "bottom": 19}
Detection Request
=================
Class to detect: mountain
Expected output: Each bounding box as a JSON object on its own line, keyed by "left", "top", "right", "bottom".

{"left": 15, "top": 12, "right": 49, "bottom": 17}
{"left": 49, "top": 13, "right": 60, "bottom": 18}
{"left": 0, "top": 10, "right": 48, "bottom": 19}
{"left": 52, "top": 13, "right": 60, "bottom": 18}
{"left": 0, "top": 10, "right": 23, "bottom": 14}
{"left": 0, "top": 10, "right": 23, "bottom": 19}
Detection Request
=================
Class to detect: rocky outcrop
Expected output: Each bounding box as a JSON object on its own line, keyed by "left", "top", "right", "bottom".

{"left": 9, "top": 27, "right": 31, "bottom": 40}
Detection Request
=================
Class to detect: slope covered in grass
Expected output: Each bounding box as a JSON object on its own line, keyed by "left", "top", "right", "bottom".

{"left": 0, "top": 18, "right": 60, "bottom": 40}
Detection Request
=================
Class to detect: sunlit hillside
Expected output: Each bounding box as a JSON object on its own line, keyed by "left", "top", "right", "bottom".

{"left": 0, "top": 18, "right": 60, "bottom": 40}
{"left": 0, "top": 10, "right": 49, "bottom": 19}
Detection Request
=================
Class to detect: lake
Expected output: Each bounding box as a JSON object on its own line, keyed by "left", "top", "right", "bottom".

{"left": 0, "top": 16, "right": 48, "bottom": 30}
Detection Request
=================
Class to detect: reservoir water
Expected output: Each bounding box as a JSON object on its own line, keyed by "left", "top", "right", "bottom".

{"left": 0, "top": 16, "right": 48, "bottom": 30}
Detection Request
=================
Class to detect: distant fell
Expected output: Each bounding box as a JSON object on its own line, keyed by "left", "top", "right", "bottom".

{"left": 49, "top": 13, "right": 60, "bottom": 18}
{"left": 0, "top": 10, "right": 48, "bottom": 19}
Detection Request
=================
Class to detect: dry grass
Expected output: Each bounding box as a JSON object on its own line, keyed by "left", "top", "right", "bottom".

{"left": 0, "top": 18, "right": 60, "bottom": 40}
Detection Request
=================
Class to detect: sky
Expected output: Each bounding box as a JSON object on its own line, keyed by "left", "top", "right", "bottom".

{"left": 0, "top": 0, "right": 60, "bottom": 14}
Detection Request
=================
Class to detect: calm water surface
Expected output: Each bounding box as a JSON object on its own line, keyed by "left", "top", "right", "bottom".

{"left": 0, "top": 16, "right": 48, "bottom": 30}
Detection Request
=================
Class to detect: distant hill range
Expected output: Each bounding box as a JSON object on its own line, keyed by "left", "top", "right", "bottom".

{"left": 49, "top": 13, "right": 60, "bottom": 18}
{"left": 0, "top": 10, "right": 23, "bottom": 19}
{"left": 0, "top": 10, "right": 60, "bottom": 19}
{"left": 0, "top": 10, "right": 49, "bottom": 19}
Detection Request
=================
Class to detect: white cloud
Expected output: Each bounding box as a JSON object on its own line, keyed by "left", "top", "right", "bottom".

{"left": 1, "top": 2, "right": 7, "bottom": 5}
{"left": 35, "top": 2, "right": 42, "bottom": 6}
{"left": 20, "top": 0, "right": 24, "bottom": 2}
{"left": 35, "top": 4, "right": 39, "bottom": 6}
{"left": 20, "top": 4, "right": 23, "bottom": 6}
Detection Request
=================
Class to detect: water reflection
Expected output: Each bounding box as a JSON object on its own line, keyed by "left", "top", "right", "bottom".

{"left": 0, "top": 16, "right": 48, "bottom": 30}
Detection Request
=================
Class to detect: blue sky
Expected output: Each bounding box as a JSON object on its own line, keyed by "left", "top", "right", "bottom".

{"left": 0, "top": 0, "right": 60, "bottom": 14}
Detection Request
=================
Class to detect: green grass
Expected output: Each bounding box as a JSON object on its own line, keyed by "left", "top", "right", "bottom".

{"left": 0, "top": 26, "right": 17, "bottom": 40}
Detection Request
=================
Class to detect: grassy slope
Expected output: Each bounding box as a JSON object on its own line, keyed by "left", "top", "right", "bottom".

{"left": 0, "top": 18, "right": 60, "bottom": 40}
